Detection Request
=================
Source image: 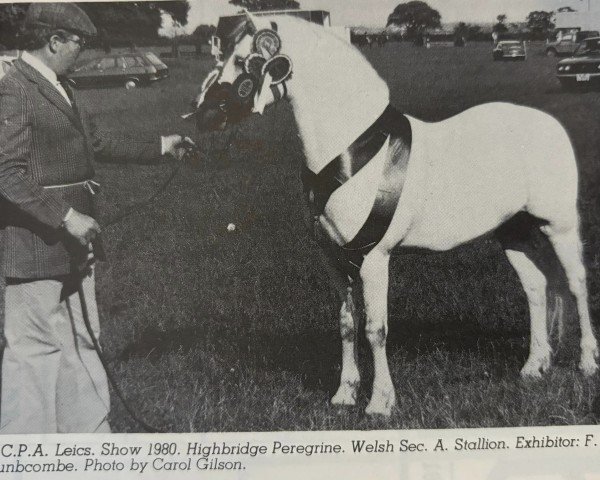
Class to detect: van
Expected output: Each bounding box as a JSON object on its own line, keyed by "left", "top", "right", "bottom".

{"left": 546, "top": 30, "right": 600, "bottom": 57}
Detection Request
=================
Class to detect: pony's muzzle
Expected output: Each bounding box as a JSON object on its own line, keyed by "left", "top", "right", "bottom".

{"left": 194, "top": 106, "right": 228, "bottom": 132}
{"left": 192, "top": 82, "right": 253, "bottom": 132}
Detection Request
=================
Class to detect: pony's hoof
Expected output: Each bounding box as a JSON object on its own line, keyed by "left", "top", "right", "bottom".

{"left": 580, "top": 344, "right": 599, "bottom": 376}
{"left": 365, "top": 402, "right": 395, "bottom": 417}
{"left": 579, "top": 358, "right": 599, "bottom": 376}
{"left": 365, "top": 390, "right": 396, "bottom": 417}
{"left": 520, "top": 369, "right": 542, "bottom": 379}
{"left": 331, "top": 382, "right": 358, "bottom": 406}
{"left": 520, "top": 360, "right": 549, "bottom": 379}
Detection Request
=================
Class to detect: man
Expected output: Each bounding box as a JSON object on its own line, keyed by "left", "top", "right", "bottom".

{"left": 0, "top": 3, "right": 192, "bottom": 433}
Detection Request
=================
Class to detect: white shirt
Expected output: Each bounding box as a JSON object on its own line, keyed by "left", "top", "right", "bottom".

{"left": 21, "top": 51, "right": 72, "bottom": 106}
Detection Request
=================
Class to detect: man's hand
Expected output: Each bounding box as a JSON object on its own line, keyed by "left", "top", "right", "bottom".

{"left": 161, "top": 134, "right": 197, "bottom": 161}
{"left": 62, "top": 210, "right": 101, "bottom": 246}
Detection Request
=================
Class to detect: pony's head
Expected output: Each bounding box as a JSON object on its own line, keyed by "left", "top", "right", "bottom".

{"left": 193, "top": 11, "right": 293, "bottom": 132}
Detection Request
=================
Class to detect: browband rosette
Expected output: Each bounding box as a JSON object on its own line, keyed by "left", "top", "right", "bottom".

{"left": 262, "top": 55, "right": 293, "bottom": 84}
{"left": 253, "top": 29, "right": 281, "bottom": 57}
{"left": 244, "top": 53, "right": 267, "bottom": 78}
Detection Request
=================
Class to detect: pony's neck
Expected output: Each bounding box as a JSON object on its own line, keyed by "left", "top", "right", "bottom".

{"left": 275, "top": 17, "right": 390, "bottom": 173}
{"left": 289, "top": 82, "right": 389, "bottom": 173}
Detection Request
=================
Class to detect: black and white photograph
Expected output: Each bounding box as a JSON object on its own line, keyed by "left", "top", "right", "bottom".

{"left": 0, "top": 0, "right": 600, "bottom": 471}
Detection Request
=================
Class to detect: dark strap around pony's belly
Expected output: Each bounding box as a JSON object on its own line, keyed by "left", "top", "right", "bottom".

{"left": 302, "top": 105, "right": 412, "bottom": 277}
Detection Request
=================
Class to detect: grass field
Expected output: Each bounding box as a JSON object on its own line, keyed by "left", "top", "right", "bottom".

{"left": 68, "top": 41, "right": 600, "bottom": 432}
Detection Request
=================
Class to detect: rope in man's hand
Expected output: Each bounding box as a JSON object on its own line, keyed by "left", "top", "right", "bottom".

{"left": 81, "top": 136, "right": 198, "bottom": 432}
{"left": 103, "top": 136, "right": 199, "bottom": 229}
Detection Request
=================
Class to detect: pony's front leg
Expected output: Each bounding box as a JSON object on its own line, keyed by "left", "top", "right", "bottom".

{"left": 361, "top": 248, "right": 396, "bottom": 416}
{"left": 332, "top": 286, "right": 360, "bottom": 406}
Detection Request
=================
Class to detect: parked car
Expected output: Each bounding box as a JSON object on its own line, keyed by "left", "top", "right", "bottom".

{"left": 556, "top": 36, "right": 600, "bottom": 89}
{"left": 546, "top": 30, "right": 599, "bottom": 57}
{"left": 67, "top": 52, "right": 169, "bottom": 89}
{"left": 492, "top": 40, "right": 526, "bottom": 61}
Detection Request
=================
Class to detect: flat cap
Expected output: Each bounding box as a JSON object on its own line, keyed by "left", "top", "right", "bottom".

{"left": 24, "top": 3, "right": 97, "bottom": 37}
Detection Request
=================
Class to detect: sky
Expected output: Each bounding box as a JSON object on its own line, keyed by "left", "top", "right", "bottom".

{"left": 184, "top": 0, "right": 599, "bottom": 31}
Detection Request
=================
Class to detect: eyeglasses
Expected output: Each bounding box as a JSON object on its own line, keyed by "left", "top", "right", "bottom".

{"left": 64, "top": 35, "right": 86, "bottom": 48}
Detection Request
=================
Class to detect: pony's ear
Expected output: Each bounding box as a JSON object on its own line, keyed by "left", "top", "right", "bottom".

{"left": 270, "top": 21, "right": 278, "bottom": 32}
{"left": 244, "top": 9, "right": 257, "bottom": 34}
{"left": 246, "top": 21, "right": 256, "bottom": 35}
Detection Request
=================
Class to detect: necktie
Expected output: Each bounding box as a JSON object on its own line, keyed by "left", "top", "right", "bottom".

{"left": 57, "top": 77, "right": 85, "bottom": 128}
{"left": 57, "top": 76, "right": 76, "bottom": 107}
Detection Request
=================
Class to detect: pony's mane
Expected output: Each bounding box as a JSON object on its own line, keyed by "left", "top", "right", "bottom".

{"left": 260, "top": 15, "right": 390, "bottom": 170}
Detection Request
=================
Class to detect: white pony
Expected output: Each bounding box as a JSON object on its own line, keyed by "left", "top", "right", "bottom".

{"left": 194, "top": 12, "right": 599, "bottom": 416}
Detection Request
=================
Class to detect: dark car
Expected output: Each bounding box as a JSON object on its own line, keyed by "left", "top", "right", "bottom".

{"left": 67, "top": 52, "right": 169, "bottom": 89}
{"left": 556, "top": 37, "right": 600, "bottom": 89}
{"left": 493, "top": 40, "right": 526, "bottom": 61}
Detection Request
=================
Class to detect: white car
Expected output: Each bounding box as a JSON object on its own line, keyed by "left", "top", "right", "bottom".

{"left": 0, "top": 55, "right": 17, "bottom": 79}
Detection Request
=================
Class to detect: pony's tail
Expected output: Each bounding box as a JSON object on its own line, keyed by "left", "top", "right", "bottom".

{"left": 547, "top": 287, "right": 566, "bottom": 347}
{"left": 545, "top": 262, "right": 576, "bottom": 363}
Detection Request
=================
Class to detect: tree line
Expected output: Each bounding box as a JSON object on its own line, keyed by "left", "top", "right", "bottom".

{"left": 0, "top": 2, "right": 190, "bottom": 50}
{"left": 0, "top": 0, "right": 303, "bottom": 51}
{"left": 0, "top": 0, "right": 566, "bottom": 52}
{"left": 387, "top": 1, "right": 558, "bottom": 41}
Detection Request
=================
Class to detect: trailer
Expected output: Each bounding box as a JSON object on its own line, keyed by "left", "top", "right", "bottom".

{"left": 555, "top": 10, "right": 600, "bottom": 31}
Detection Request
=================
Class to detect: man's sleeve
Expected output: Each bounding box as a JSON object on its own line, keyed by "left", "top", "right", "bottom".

{"left": 85, "top": 110, "right": 163, "bottom": 164}
{"left": 0, "top": 79, "right": 71, "bottom": 229}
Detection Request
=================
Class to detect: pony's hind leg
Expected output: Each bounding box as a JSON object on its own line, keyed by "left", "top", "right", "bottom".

{"left": 496, "top": 213, "right": 555, "bottom": 377}
{"left": 361, "top": 247, "right": 396, "bottom": 416}
{"left": 541, "top": 224, "right": 599, "bottom": 375}
{"left": 503, "top": 249, "right": 552, "bottom": 377}
{"left": 331, "top": 287, "right": 360, "bottom": 406}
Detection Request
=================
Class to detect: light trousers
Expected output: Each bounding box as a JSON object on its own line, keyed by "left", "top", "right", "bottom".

{"left": 0, "top": 269, "right": 111, "bottom": 433}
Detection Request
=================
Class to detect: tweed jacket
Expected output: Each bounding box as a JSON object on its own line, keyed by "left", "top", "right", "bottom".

{"left": 0, "top": 59, "right": 162, "bottom": 279}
